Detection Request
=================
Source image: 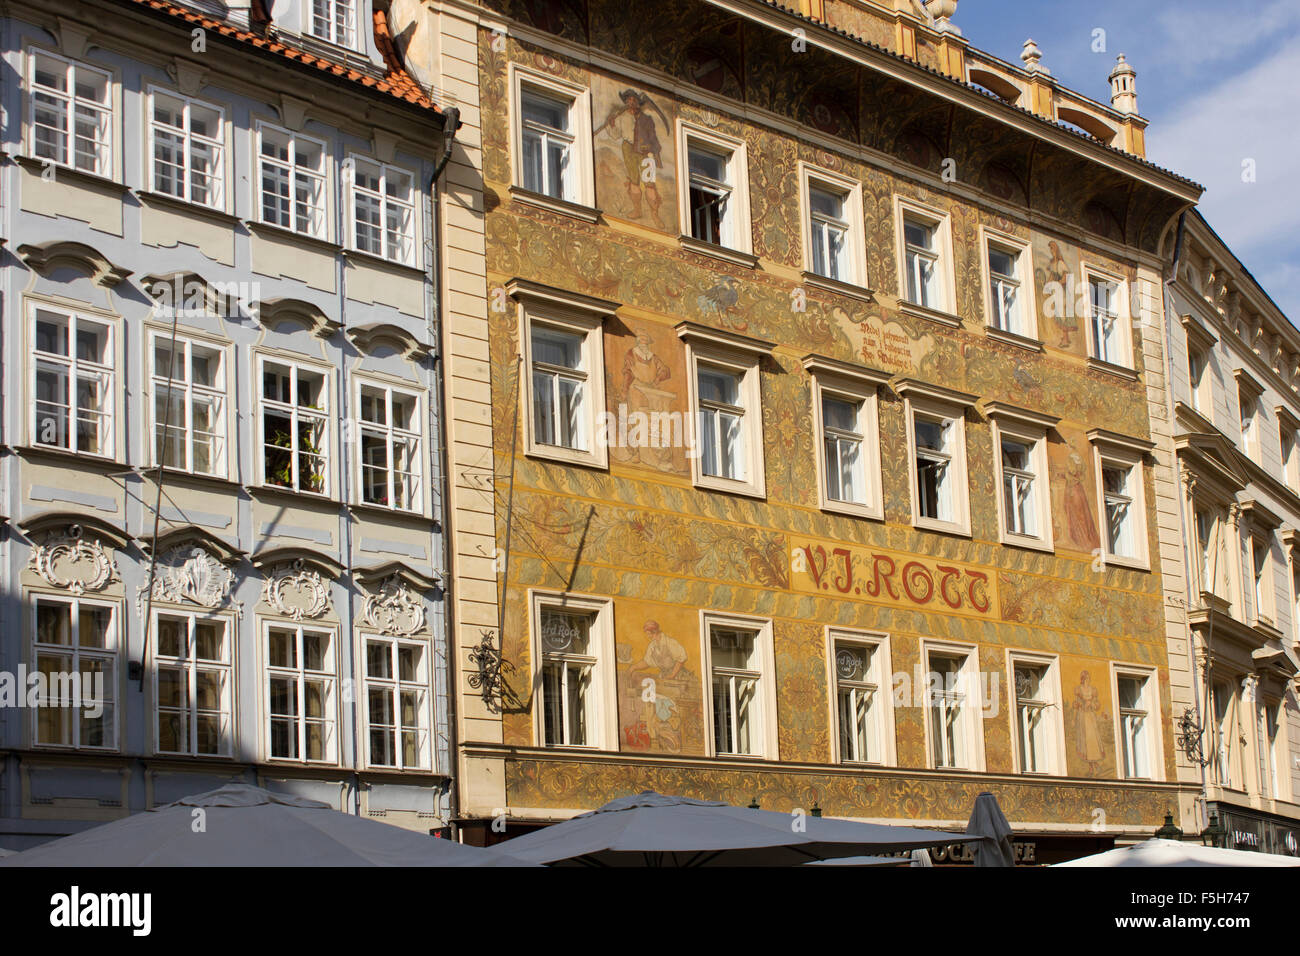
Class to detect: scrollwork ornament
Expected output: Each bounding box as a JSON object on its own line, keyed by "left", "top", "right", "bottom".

{"left": 30, "top": 524, "right": 118, "bottom": 594}
{"left": 362, "top": 574, "right": 425, "bottom": 636}
{"left": 262, "top": 559, "right": 331, "bottom": 621}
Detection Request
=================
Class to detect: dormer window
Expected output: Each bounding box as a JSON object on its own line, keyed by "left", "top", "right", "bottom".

{"left": 311, "top": 0, "right": 358, "bottom": 49}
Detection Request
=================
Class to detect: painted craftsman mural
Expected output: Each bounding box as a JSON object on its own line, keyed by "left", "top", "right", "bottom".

{"left": 477, "top": 1, "right": 1179, "bottom": 827}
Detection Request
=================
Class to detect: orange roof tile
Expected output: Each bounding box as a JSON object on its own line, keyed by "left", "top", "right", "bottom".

{"left": 120, "top": 0, "right": 439, "bottom": 113}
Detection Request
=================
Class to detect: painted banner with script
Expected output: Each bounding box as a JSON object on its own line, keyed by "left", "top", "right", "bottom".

{"left": 791, "top": 539, "right": 998, "bottom": 619}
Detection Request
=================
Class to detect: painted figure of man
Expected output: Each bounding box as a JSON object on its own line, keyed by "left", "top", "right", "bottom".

{"left": 597, "top": 88, "right": 668, "bottom": 226}
{"left": 621, "top": 329, "right": 675, "bottom": 469}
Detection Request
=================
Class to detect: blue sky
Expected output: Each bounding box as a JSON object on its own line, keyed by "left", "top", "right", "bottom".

{"left": 950, "top": 0, "right": 1300, "bottom": 320}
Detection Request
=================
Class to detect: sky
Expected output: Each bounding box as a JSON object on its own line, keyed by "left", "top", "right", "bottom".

{"left": 949, "top": 0, "right": 1300, "bottom": 320}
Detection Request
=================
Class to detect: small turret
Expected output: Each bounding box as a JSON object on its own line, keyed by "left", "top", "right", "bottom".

{"left": 1109, "top": 54, "right": 1138, "bottom": 115}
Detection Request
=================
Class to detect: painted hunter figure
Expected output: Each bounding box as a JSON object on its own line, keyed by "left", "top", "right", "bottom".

{"left": 1044, "top": 239, "right": 1076, "bottom": 349}
{"left": 619, "top": 328, "right": 676, "bottom": 471}
{"left": 1072, "top": 669, "right": 1108, "bottom": 774}
{"left": 597, "top": 88, "right": 669, "bottom": 226}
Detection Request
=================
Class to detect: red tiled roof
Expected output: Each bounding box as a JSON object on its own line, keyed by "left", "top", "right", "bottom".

{"left": 120, "top": 0, "right": 438, "bottom": 113}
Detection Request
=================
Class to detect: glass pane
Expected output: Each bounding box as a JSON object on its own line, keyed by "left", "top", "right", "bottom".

{"left": 267, "top": 628, "right": 296, "bottom": 668}
{"left": 532, "top": 327, "right": 583, "bottom": 369}
{"left": 711, "top": 628, "right": 758, "bottom": 669}
{"left": 698, "top": 368, "right": 739, "bottom": 406}
{"left": 36, "top": 601, "right": 73, "bottom": 645}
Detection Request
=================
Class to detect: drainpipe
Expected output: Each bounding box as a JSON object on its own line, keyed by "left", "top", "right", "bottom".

{"left": 428, "top": 106, "right": 461, "bottom": 836}
{"left": 1161, "top": 210, "right": 1209, "bottom": 827}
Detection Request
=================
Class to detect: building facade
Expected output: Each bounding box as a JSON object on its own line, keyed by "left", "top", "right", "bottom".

{"left": 394, "top": 0, "right": 1204, "bottom": 859}
{"left": 0, "top": 0, "right": 454, "bottom": 848}
{"left": 1155, "top": 211, "right": 1300, "bottom": 856}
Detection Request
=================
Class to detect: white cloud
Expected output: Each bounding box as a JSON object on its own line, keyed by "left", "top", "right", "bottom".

{"left": 1151, "top": 0, "right": 1300, "bottom": 70}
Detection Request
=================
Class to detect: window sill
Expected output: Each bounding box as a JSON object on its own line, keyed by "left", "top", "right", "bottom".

{"left": 525, "top": 442, "right": 609, "bottom": 472}
{"left": 985, "top": 325, "right": 1043, "bottom": 353}
{"left": 348, "top": 499, "right": 433, "bottom": 523}
{"left": 139, "top": 466, "right": 240, "bottom": 493}
{"left": 13, "top": 155, "right": 126, "bottom": 195}
{"left": 249, "top": 483, "right": 338, "bottom": 507}
{"left": 1087, "top": 356, "right": 1139, "bottom": 382}
{"left": 342, "top": 246, "right": 426, "bottom": 279}
{"left": 246, "top": 219, "right": 340, "bottom": 254}
{"left": 913, "top": 516, "right": 972, "bottom": 538}
{"left": 1000, "top": 532, "right": 1054, "bottom": 554}
{"left": 899, "top": 301, "right": 962, "bottom": 329}
{"left": 800, "top": 271, "right": 874, "bottom": 303}
{"left": 820, "top": 498, "right": 884, "bottom": 522}
{"left": 509, "top": 185, "right": 602, "bottom": 224}
{"left": 16, "top": 444, "right": 122, "bottom": 471}
{"left": 678, "top": 235, "right": 758, "bottom": 270}
{"left": 693, "top": 475, "right": 766, "bottom": 501}
{"left": 136, "top": 189, "right": 240, "bottom": 227}
{"left": 1100, "top": 551, "right": 1150, "bottom": 572}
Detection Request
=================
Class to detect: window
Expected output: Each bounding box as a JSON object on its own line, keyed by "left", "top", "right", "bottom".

{"left": 1086, "top": 270, "right": 1131, "bottom": 368}
{"left": 31, "top": 596, "right": 116, "bottom": 750}
{"left": 154, "top": 612, "right": 232, "bottom": 756}
{"left": 32, "top": 306, "right": 114, "bottom": 456}
{"left": 1010, "top": 656, "right": 1062, "bottom": 775}
{"left": 349, "top": 157, "right": 415, "bottom": 265}
{"left": 924, "top": 646, "right": 983, "bottom": 771}
{"left": 530, "top": 592, "right": 616, "bottom": 750}
{"left": 356, "top": 382, "right": 421, "bottom": 511}
{"left": 896, "top": 199, "right": 954, "bottom": 317}
{"left": 677, "top": 124, "right": 751, "bottom": 256}
{"left": 1116, "top": 671, "right": 1153, "bottom": 780}
{"left": 1265, "top": 703, "right": 1285, "bottom": 800}
{"left": 898, "top": 380, "right": 974, "bottom": 535}
{"left": 260, "top": 358, "right": 329, "bottom": 495}
{"left": 1236, "top": 374, "right": 1263, "bottom": 462}
{"left": 258, "top": 125, "right": 327, "bottom": 239}
{"left": 364, "top": 636, "right": 432, "bottom": 770}
{"left": 830, "top": 633, "right": 892, "bottom": 765}
{"left": 807, "top": 360, "right": 886, "bottom": 520}
{"left": 310, "top": 0, "right": 357, "bottom": 48}
{"left": 703, "top": 617, "right": 776, "bottom": 758}
{"left": 1090, "top": 431, "right": 1151, "bottom": 569}
{"left": 151, "top": 332, "right": 226, "bottom": 477}
{"left": 1211, "top": 680, "right": 1240, "bottom": 789}
{"left": 682, "top": 325, "right": 769, "bottom": 498}
{"left": 1281, "top": 415, "right": 1300, "bottom": 492}
{"left": 520, "top": 88, "right": 574, "bottom": 201}
{"left": 1195, "top": 505, "right": 1228, "bottom": 600}
{"left": 29, "top": 51, "right": 112, "bottom": 177}
{"left": 1188, "top": 342, "right": 1211, "bottom": 416}
{"left": 1252, "top": 534, "right": 1274, "bottom": 624}
{"left": 265, "top": 624, "right": 336, "bottom": 763}
{"left": 981, "top": 230, "right": 1034, "bottom": 339}
{"left": 516, "top": 285, "right": 609, "bottom": 469}
{"left": 150, "top": 90, "right": 224, "bottom": 209}
{"left": 800, "top": 165, "right": 866, "bottom": 288}
{"left": 987, "top": 405, "right": 1055, "bottom": 551}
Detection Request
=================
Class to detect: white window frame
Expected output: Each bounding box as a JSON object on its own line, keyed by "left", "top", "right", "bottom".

{"left": 1279, "top": 409, "right": 1300, "bottom": 493}
{"left": 827, "top": 629, "right": 895, "bottom": 766}
{"left": 987, "top": 404, "right": 1056, "bottom": 552}
{"left": 27, "top": 48, "right": 114, "bottom": 178}
{"left": 515, "top": 282, "right": 610, "bottom": 470}
{"left": 676, "top": 121, "right": 753, "bottom": 257}
{"left": 898, "top": 380, "right": 973, "bottom": 536}
{"left": 528, "top": 591, "right": 618, "bottom": 751}
{"left": 805, "top": 357, "right": 885, "bottom": 520}
{"left": 1111, "top": 663, "right": 1163, "bottom": 782}
{"left": 979, "top": 227, "right": 1036, "bottom": 340}
{"left": 30, "top": 593, "right": 119, "bottom": 752}
{"left": 262, "top": 621, "right": 339, "bottom": 765}
{"left": 1235, "top": 371, "right": 1265, "bottom": 464}
{"left": 682, "top": 325, "right": 769, "bottom": 499}
{"left": 147, "top": 87, "right": 226, "bottom": 211}
{"left": 29, "top": 302, "right": 116, "bottom": 458}
{"left": 1251, "top": 532, "right": 1276, "bottom": 626}
{"left": 798, "top": 163, "right": 866, "bottom": 290}
{"left": 353, "top": 377, "right": 425, "bottom": 513}
{"left": 921, "top": 640, "right": 985, "bottom": 772}
{"left": 151, "top": 610, "right": 234, "bottom": 758}
{"left": 148, "top": 328, "right": 230, "bottom": 478}
{"left": 700, "top": 611, "right": 778, "bottom": 760}
{"left": 309, "top": 0, "right": 359, "bottom": 49}
{"left": 1006, "top": 651, "right": 1065, "bottom": 776}
{"left": 257, "top": 353, "right": 333, "bottom": 497}
{"left": 256, "top": 122, "right": 329, "bottom": 240}
{"left": 347, "top": 155, "right": 417, "bottom": 266}
{"left": 1090, "top": 431, "right": 1151, "bottom": 570}
{"left": 361, "top": 632, "right": 435, "bottom": 772}
{"left": 508, "top": 65, "right": 595, "bottom": 211}
{"left": 1083, "top": 264, "right": 1132, "bottom": 369}
{"left": 894, "top": 197, "right": 956, "bottom": 319}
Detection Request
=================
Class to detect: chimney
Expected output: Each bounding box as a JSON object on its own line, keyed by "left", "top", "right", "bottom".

{"left": 1109, "top": 54, "right": 1138, "bottom": 115}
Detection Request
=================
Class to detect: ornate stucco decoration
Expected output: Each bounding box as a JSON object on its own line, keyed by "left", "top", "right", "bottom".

{"left": 145, "top": 545, "right": 237, "bottom": 609}
{"left": 17, "top": 240, "right": 131, "bottom": 287}
{"left": 362, "top": 573, "right": 426, "bottom": 635}
{"left": 257, "top": 298, "right": 342, "bottom": 340}
{"left": 29, "top": 524, "right": 119, "bottom": 594}
{"left": 261, "top": 558, "right": 332, "bottom": 621}
{"left": 346, "top": 323, "right": 434, "bottom": 362}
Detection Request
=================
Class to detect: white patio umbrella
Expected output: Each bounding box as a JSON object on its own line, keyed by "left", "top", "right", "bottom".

{"left": 0, "top": 848, "right": 14, "bottom": 858}
{"left": 1055, "top": 838, "right": 1300, "bottom": 868}
{"left": 486, "top": 791, "right": 978, "bottom": 866}
{"left": 0, "top": 783, "right": 528, "bottom": 867}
